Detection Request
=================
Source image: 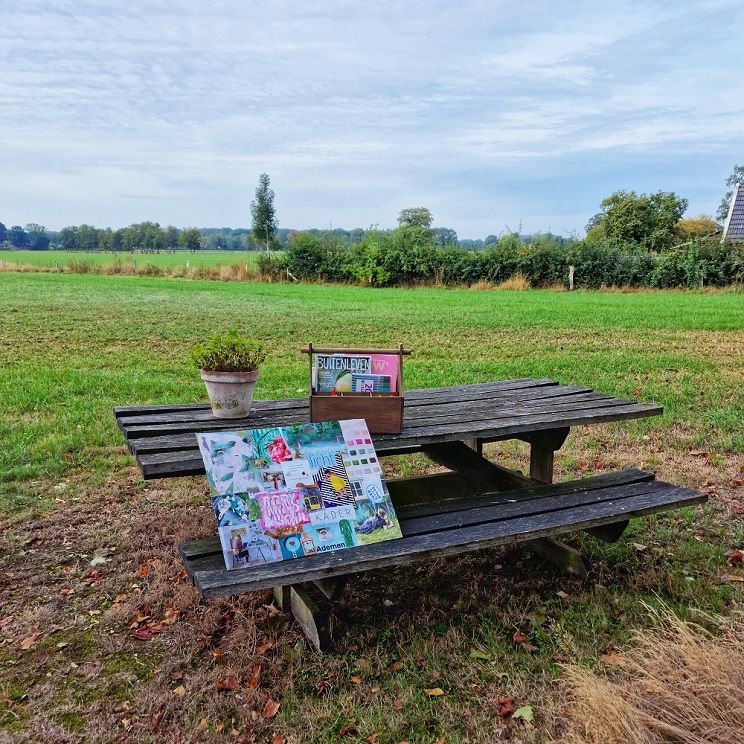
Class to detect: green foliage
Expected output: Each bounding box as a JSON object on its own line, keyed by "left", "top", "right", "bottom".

{"left": 24, "top": 223, "right": 49, "bottom": 250}
{"left": 8, "top": 225, "right": 28, "bottom": 247}
{"left": 276, "top": 228, "right": 744, "bottom": 289}
{"left": 286, "top": 232, "right": 328, "bottom": 279}
{"left": 251, "top": 172, "right": 278, "bottom": 250}
{"left": 598, "top": 190, "right": 688, "bottom": 251}
{"left": 178, "top": 228, "right": 202, "bottom": 252}
{"left": 397, "top": 206, "right": 433, "bottom": 229}
{"left": 676, "top": 215, "right": 719, "bottom": 241}
{"left": 717, "top": 164, "right": 744, "bottom": 222}
{"left": 256, "top": 251, "right": 288, "bottom": 279}
{"left": 190, "top": 330, "right": 267, "bottom": 372}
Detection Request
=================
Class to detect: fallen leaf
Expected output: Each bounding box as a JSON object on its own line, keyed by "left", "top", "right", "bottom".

{"left": 128, "top": 608, "right": 151, "bottom": 628}
{"left": 59, "top": 587, "right": 74, "bottom": 596}
{"left": 245, "top": 664, "right": 261, "bottom": 689}
{"left": 388, "top": 660, "right": 403, "bottom": 673}
{"left": 263, "top": 699, "right": 280, "bottom": 719}
{"left": 513, "top": 629, "right": 536, "bottom": 652}
{"left": 256, "top": 641, "right": 274, "bottom": 654}
{"left": 513, "top": 705, "right": 534, "bottom": 723}
{"left": 150, "top": 711, "right": 164, "bottom": 731}
{"left": 216, "top": 722, "right": 225, "bottom": 732}
{"left": 216, "top": 675, "right": 241, "bottom": 691}
{"left": 556, "top": 590, "right": 569, "bottom": 599}
{"left": 351, "top": 675, "right": 362, "bottom": 685}
{"left": 339, "top": 726, "right": 358, "bottom": 737}
{"left": 173, "top": 685, "right": 186, "bottom": 697}
{"left": 272, "top": 736, "right": 286, "bottom": 744}
{"left": 212, "top": 649, "right": 223, "bottom": 662}
{"left": 632, "top": 543, "right": 648, "bottom": 552}
{"left": 130, "top": 627, "right": 154, "bottom": 642}
{"left": 727, "top": 549, "right": 743, "bottom": 565}
{"left": 162, "top": 607, "right": 180, "bottom": 625}
{"left": 19, "top": 627, "right": 41, "bottom": 651}
{"left": 497, "top": 696, "right": 516, "bottom": 717}
{"left": 90, "top": 556, "right": 108, "bottom": 567}
{"left": 368, "top": 734, "right": 380, "bottom": 744}
{"left": 392, "top": 698, "right": 403, "bottom": 711}
{"left": 198, "top": 718, "right": 209, "bottom": 730}
{"left": 424, "top": 687, "right": 445, "bottom": 697}
{"left": 56, "top": 641, "right": 69, "bottom": 650}
{"left": 137, "top": 565, "right": 150, "bottom": 577}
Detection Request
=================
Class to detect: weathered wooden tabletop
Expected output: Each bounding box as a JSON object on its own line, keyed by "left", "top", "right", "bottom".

{"left": 115, "top": 379, "right": 662, "bottom": 480}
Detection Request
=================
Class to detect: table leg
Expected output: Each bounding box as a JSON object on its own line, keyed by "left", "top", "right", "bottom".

{"left": 524, "top": 428, "right": 570, "bottom": 485}
{"left": 273, "top": 577, "right": 349, "bottom": 652}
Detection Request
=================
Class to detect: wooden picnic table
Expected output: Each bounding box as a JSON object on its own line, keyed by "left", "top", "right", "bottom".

{"left": 115, "top": 379, "right": 705, "bottom": 651}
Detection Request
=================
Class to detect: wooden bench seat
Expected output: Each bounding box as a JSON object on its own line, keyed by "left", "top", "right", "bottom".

{"left": 180, "top": 468, "right": 705, "bottom": 602}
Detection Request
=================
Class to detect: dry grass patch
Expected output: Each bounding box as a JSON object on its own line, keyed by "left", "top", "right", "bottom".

{"left": 561, "top": 605, "right": 744, "bottom": 744}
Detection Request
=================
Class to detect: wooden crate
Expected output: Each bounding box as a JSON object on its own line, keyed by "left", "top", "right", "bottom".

{"left": 301, "top": 344, "right": 410, "bottom": 434}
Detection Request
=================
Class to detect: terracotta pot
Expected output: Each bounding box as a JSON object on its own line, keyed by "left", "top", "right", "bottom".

{"left": 200, "top": 369, "right": 260, "bottom": 419}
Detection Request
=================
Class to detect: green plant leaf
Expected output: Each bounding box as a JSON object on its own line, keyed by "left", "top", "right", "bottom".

{"left": 513, "top": 705, "right": 533, "bottom": 722}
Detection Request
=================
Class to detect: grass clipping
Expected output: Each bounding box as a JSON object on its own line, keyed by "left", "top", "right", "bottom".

{"left": 561, "top": 604, "right": 744, "bottom": 744}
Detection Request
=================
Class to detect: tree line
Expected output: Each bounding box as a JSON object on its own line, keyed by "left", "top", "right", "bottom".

{"left": 2, "top": 165, "right": 742, "bottom": 257}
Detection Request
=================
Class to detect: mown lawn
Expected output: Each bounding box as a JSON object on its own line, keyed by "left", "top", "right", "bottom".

{"left": 0, "top": 272, "right": 742, "bottom": 743}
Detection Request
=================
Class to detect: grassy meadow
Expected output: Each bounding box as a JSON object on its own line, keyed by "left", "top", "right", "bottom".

{"left": 0, "top": 271, "right": 742, "bottom": 742}
{"left": 0, "top": 249, "right": 263, "bottom": 271}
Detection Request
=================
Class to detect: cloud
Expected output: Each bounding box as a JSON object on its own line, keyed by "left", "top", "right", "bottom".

{"left": 0, "top": 0, "right": 742, "bottom": 234}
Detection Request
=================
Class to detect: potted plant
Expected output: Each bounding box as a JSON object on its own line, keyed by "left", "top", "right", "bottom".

{"left": 191, "top": 330, "right": 268, "bottom": 419}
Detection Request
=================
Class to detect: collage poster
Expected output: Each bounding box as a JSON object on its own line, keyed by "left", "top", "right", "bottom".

{"left": 197, "top": 419, "right": 403, "bottom": 571}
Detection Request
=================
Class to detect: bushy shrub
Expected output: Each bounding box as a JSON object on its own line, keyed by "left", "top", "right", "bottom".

{"left": 256, "top": 251, "right": 288, "bottom": 280}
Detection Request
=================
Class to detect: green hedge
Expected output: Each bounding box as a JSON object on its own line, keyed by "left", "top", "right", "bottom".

{"left": 279, "top": 230, "right": 744, "bottom": 289}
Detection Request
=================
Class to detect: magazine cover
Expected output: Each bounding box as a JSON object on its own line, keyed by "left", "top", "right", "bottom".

{"left": 314, "top": 354, "right": 398, "bottom": 394}
{"left": 197, "top": 419, "right": 403, "bottom": 571}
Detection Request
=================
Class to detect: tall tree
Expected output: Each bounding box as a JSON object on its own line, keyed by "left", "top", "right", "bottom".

{"left": 597, "top": 190, "right": 688, "bottom": 251}
{"left": 8, "top": 225, "right": 28, "bottom": 247}
{"left": 251, "top": 172, "right": 278, "bottom": 251}
{"left": 397, "top": 207, "right": 433, "bottom": 229}
{"left": 0, "top": 222, "right": 6, "bottom": 244}
{"left": 164, "top": 225, "right": 179, "bottom": 251}
{"left": 59, "top": 226, "right": 78, "bottom": 251}
{"left": 178, "top": 228, "right": 202, "bottom": 252}
{"left": 25, "top": 223, "right": 49, "bottom": 250}
{"left": 717, "top": 165, "right": 744, "bottom": 222}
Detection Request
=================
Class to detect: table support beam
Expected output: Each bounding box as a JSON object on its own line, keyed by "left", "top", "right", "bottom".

{"left": 423, "top": 437, "right": 588, "bottom": 578}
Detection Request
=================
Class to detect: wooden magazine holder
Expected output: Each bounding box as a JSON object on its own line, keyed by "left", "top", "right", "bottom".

{"left": 301, "top": 344, "right": 410, "bottom": 433}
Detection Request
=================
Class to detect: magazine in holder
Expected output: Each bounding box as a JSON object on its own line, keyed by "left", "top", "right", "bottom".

{"left": 301, "top": 344, "right": 410, "bottom": 433}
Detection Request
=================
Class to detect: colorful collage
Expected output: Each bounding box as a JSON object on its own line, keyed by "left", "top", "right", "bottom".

{"left": 197, "top": 419, "right": 402, "bottom": 571}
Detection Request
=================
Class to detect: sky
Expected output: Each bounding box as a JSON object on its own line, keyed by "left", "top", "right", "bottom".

{"left": 1, "top": 1, "right": 743, "bottom": 238}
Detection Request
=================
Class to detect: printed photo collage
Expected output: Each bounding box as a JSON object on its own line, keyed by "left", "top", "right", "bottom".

{"left": 197, "top": 419, "right": 403, "bottom": 571}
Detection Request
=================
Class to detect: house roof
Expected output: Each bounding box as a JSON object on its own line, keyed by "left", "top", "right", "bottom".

{"left": 723, "top": 183, "right": 744, "bottom": 241}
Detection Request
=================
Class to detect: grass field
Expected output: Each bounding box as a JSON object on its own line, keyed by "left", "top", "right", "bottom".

{"left": 0, "top": 272, "right": 742, "bottom": 742}
{"left": 0, "top": 249, "right": 264, "bottom": 270}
